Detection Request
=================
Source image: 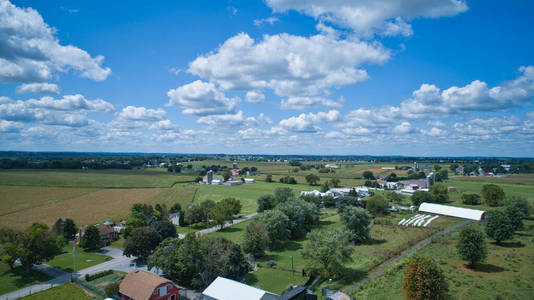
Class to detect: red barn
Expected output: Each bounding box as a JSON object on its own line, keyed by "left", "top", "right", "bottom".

{"left": 119, "top": 270, "right": 181, "bottom": 300}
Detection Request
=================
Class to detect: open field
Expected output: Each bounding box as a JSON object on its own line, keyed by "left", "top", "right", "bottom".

{"left": 46, "top": 245, "right": 111, "bottom": 272}
{"left": 0, "top": 263, "right": 52, "bottom": 295}
{"left": 354, "top": 218, "right": 534, "bottom": 300}
{"left": 0, "top": 169, "right": 194, "bottom": 188}
{"left": 19, "top": 283, "right": 98, "bottom": 300}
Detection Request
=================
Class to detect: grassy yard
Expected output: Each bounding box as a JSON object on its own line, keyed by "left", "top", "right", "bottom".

{"left": 208, "top": 211, "right": 458, "bottom": 295}
{"left": 19, "top": 283, "right": 99, "bottom": 300}
{"left": 46, "top": 245, "right": 111, "bottom": 272}
{"left": 0, "top": 263, "right": 52, "bottom": 294}
{"left": 354, "top": 218, "right": 534, "bottom": 300}
{"left": 0, "top": 168, "right": 194, "bottom": 188}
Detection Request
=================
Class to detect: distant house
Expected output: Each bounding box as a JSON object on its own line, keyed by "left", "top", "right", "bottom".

{"left": 380, "top": 167, "right": 395, "bottom": 170}
{"left": 168, "top": 212, "right": 180, "bottom": 226}
{"left": 202, "top": 276, "right": 279, "bottom": 300}
{"left": 119, "top": 270, "right": 181, "bottom": 300}
{"left": 224, "top": 179, "right": 243, "bottom": 186}
{"left": 401, "top": 179, "right": 427, "bottom": 190}
{"left": 77, "top": 224, "right": 117, "bottom": 246}
{"left": 325, "top": 164, "right": 340, "bottom": 169}
{"left": 301, "top": 190, "right": 325, "bottom": 197}
{"left": 244, "top": 178, "right": 256, "bottom": 183}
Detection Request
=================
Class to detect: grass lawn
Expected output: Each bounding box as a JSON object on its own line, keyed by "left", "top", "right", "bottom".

{"left": 46, "top": 245, "right": 111, "bottom": 272}
{"left": 0, "top": 263, "right": 52, "bottom": 294}
{"left": 354, "top": 218, "right": 534, "bottom": 300}
{"left": 19, "top": 283, "right": 99, "bottom": 300}
{"left": 110, "top": 236, "right": 126, "bottom": 250}
{"left": 0, "top": 169, "right": 195, "bottom": 188}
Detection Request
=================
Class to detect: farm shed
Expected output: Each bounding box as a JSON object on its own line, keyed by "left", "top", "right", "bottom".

{"left": 418, "top": 202, "right": 485, "bottom": 221}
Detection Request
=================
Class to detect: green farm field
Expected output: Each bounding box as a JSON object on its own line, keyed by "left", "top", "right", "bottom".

{"left": 0, "top": 168, "right": 195, "bottom": 188}
{"left": 354, "top": 219, "right": 534, "bottom": 300}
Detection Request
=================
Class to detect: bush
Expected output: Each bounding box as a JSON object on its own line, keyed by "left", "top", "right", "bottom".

{"left": 461, "top": 193, "right": 481, "bottom": 205}
{"left": 366, "top": 195, "right": 388, "bottom": 216}
{"left": 402, "top": 256, "right": 448, "bottom": 300}
{"left": 322, "top": 196, "right": 335, "bottom": 208}
{"left": 105, "top": 281, "right": 121, "bottom": 297}
{"left": 279, "top": 176, "right": 297, "bottom": 184}
{"left": 265, "top": 174, "right": 273, "bottom": 182}
{"left": 85, "top": 269, "right": 113, "bottom": 281}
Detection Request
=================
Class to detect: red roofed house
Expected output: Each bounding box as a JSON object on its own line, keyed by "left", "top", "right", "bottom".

{"left": 120, "top": 270, "right": 181, "bottom": 300}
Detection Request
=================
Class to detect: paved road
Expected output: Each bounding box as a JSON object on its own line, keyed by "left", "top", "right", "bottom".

{"left": 346, "top": 220, "right": 471, "bottom": 293}
{"left": 178, "top": 212, "right": 258, "bottom": 238}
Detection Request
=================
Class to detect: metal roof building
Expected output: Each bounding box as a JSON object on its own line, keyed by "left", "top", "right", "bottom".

{"left": 202, "top": 277, "right": 279, "bottom": 300}
{"left": 418, "top": 202, "right": 485, "bottom": 221}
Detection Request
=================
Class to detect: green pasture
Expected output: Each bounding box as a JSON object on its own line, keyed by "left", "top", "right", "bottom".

{"left": 46, "top": 245, "right": 111, "bottom": 272}
{"left": 20, "top": 283, "right": 98, "bottom": 300}
{"left": 0, "top": 263, "right": 52, "bottom": 294}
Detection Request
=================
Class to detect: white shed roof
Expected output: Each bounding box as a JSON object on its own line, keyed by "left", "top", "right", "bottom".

{"left": 202, "top": 277, "right": 278, "bottom": 300}
{"left": 418, "top": 202, "right": 485, "bottom": 221}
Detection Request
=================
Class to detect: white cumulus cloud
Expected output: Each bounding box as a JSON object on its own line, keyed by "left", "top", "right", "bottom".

{"left": 167, "top": 80, "right": 239, "bottom": 115}
{"left": 16, "top": 82, "right": 60, "bottom": 94}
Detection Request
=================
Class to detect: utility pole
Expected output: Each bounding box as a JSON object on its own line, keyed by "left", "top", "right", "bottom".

{"left": 73, "top": 245, "right": 76, "bottom": 274}
{"left": 291, "top": 256, "right": 294, "bottom": 282}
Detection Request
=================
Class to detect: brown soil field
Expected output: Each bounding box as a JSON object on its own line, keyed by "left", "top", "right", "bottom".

{"left": 0, "top": 186, "right": 98, "bottom": 216}
{"left": 0, "top": 188, "right": 165, "bottom": 230}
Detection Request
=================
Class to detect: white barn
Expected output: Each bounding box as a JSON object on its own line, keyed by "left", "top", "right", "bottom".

{"left": 418, "top": 202, "right": 485, "bottom": 221}
{"left": 202, "top": 277, "right": 279, "bottom": 300}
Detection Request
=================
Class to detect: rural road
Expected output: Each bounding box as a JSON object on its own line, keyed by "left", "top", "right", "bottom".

{"left": 346, "top": 219, "right": 471, "bottom": 294}
{"left": 178, "top": 212, "right": 258, "bottom": 238}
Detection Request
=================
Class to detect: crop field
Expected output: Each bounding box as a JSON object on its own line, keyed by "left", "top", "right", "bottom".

{"left": 0, "top": 186, "right": 98, "bottom": 216}
{"left": 0, "top": 169, "right": 194, "bottom": 188}
{"left": 354, "top": 219, "right": 534, "bottom": 300}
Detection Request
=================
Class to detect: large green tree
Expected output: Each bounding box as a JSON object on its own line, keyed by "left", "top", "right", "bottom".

{"left": 260, "top": 209, "right": 290, "bottom": 250}
{"left": 80, "top": 225, "right": 101, "bottom": 251}
{"left": 485, "top": 210, "right": 514, "bottom": 244}
{"left": 457, "top": 226, "right": 487, "bottom": 268}
{"left": 481, "top": 184, "right": 505, "bottom": 206}
{"left": 301, "top": 228, "right": 353, "bottom": 278}
{"left": 274, "top": 187, "right": 295, "bottom": 203}
{"left": 411, "top": 191, "right": 434, "bottom": 206}
{"left": 276, "top": 200, "right": 319, "bottom": 239}
{"left": 124, "top": 226, "right": 161, "bottom": 261}
{"left": 257, "top": 194, "right": 276, "bottom": 212}
{"left": 340, "top": 206, "right": 371, "bottom": 243}
{"left": 402, "top": 256, "right": 448, "bottom": 300}
{"left": 362, "top": 171, "right": 375, "bottom": 180}
{"left": 152, "top": 220, "right": 177, "bottom": 240}
{"left": 242, "top": 218, "right": 270, "bottom": 258}
{"left": 430, "top": 183, "right": 449, "bottom": 203}
{"left": 366, "top": 195, "right": 389, "bottom": 216}
{"left": 305, "top": 174, "right": 320, "bottom": 186}
{"left": 19, "top": 223, "right": 63, "bottom": 271}
{"left": 505, "top": 196, "right": 531, "bottom": 230}
{"left": 63, "top": 218, "right": 77, "bottom": 241}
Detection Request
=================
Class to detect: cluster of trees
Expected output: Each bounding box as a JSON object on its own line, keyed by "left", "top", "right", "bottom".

{"left": 51, "top": 218, "right": 78, "bottom": 241}
{"left": 120, "top": 203, "right": 181, "bottom": 260}
{"left": 246, "top": 188, "right": 319, "bottom": 257}
{"left": 148, "top": 234, "right": 249, "bottom": 289}
{"left": 319, "top": 178, "right": 340, "bottom": 192}
{"left": 0, "top": 158, "right": 132, "bottom": 169}
{"left": 279, "top": 176, "right": 298, "bottom": 184}
{"left": 183, "top": 198, "right": 241, "bottom": 228}
{"left": 0, "top": 223, "right": 64, "bottom": 272}
{"left": 485, "top": 197, "right": 530, "bottom": 244}
{"left": 411, "top": 183, "right": 449, "bottom": 206}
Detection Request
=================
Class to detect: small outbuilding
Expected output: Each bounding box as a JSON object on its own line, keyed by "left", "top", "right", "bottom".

{"left": 418, "top": 202, "right": 485, "bottom": 221}
{"left": 119, "top": 270, "right": 181, "bottom": 300}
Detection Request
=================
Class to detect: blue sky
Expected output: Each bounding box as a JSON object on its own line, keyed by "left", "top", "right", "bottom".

{"left": 1, "top": 0, "right": 533, "bottom": 156}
